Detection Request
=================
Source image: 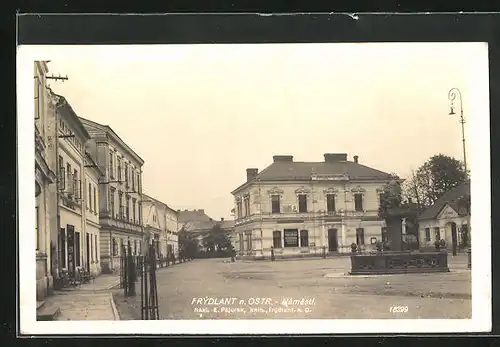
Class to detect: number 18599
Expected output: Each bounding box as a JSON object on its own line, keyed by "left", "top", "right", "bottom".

{"left": 389, "top": 306, "right": 408, "bottom": 313}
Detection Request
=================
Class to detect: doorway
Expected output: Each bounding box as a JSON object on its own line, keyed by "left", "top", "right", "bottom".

{"left": 86, "top": 233, "right": 90, "bottom": 270}
{"left": 328, "top": 229, "right": 338, "bottom": 252}
{"left": 450, "top": 222, "right": 458, "bottom": 256}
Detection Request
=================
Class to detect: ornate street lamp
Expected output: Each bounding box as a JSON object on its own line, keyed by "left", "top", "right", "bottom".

{"left": 448, "top": 88, "right": 467, "bottom": 176}
{"left": 448, "top": 88, "right": 471, "bottom": 269}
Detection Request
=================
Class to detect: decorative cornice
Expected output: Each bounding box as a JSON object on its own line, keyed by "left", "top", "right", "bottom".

{"left": 323, "top": 187, "right": 339, "bottom": 195}
{"left": 267, "top": 187, "right": 284, "bottom": 196}
{"left": 295, "top": 187, "right": 311, "bottom": 195}
{"left": 351, "top": 185, "right": 366, "bottom": 193}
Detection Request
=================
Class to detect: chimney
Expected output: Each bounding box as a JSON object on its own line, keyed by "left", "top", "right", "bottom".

{"left": 324, "top": 153, "right": 348, "bottom": 163}
{"left": 246, "top": 168, "right": 259, "bottom": 182}
{"left": 198, "top": 209, "right": 205, "bottom": 214}
{"left": 353, "top": 155, "right": 359, "bottom": 163}
{"left": 221, "top": 217, "right": 224, "bottom": 222}
{"left": 273, "top": 155, "right": 294, "bottom": 162}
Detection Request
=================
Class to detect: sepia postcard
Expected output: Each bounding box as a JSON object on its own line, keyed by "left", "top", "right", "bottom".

{"left": 18, "top": 42, "right": 491, "bottom": 335}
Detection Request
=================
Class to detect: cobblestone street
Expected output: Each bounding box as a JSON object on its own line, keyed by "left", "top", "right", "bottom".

{"left": 113, "top": 254, "right": 471, "bottom": 320}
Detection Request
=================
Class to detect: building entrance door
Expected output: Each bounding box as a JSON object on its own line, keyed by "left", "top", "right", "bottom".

{"left": 451, "top": 222, "right": 458, "bottom": 256}
{"left": 328, "top": 229, "right": 338, "bottom": 252}
{"left": 86, "top": 233, "right": 90, "bottom": 270}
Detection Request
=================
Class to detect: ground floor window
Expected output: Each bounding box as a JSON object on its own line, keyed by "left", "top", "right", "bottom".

{"left": 112, "top": 238, "right": 117, "bottom": 256}
{"left": 246, "top": 233, "right": 252, "bottom": 251}
{"left": 272, "top": 231, "right": 281, "bottom": 248}
{"left": 425, "top": 228, "right": 431, "bottom": 242}
{"left": 95, "top": 234, "right": 98, "bottom": 260}
{"left": 356, "top": 228, "right": 365, "bottom": 245}
{"left": 239, "top": 233, "right": 244, "bottom": 251}
{"left": 284, "top": 229, "right": 299, "bottom": 247}
{"left": 300, "top": 230, "right": 309, "bottom": 247}
{"left": 35, "top": 206, "right": 40, "bottom": 251}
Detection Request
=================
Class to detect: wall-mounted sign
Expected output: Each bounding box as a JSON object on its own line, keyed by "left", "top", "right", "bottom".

{"left": 370, "top": 237, "right": 377, "bottom": 244}
{"left": 284, "top": 229, "right": 298, "bottom": 247}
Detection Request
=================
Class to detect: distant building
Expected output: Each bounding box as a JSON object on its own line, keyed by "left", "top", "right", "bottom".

{"left": 231, "top": 153, "right": 394, "bottom": 259}
{"left": 79, "top": 118, "right": 145, "bottom": 273}
{"left": 34, "top": 61, "right": 57, "bottom": 300}
{"left": 142, "top": 194, "right": 180, "bottom": 259}
{"left": 177, "top": 210, "right": 234, "bottom": 252}
{"left": 418, "top": 180, "right": 470, "bottom": 251}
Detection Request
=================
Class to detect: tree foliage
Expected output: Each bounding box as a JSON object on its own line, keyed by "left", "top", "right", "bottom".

{"left": 202, "top": 223, "right": 233, "bottom": 254}
{"left": 178, "top": 228, "right": 199, "bottom": 259}
{"left": 402, "top": 154, "right": 467, "bottom": 209}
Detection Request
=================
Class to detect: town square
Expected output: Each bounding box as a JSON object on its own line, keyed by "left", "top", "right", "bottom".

{"left": 24, "top": 42, "right": 488, "bottom": 330}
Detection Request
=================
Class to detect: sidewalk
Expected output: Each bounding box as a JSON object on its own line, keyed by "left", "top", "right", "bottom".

{"left": 37, "top": 274, "right": 122, "bottom": 321}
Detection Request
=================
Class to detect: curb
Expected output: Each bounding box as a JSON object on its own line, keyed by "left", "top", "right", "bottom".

{"left": 109, "top": 292, "right": 121, "bottom": 321}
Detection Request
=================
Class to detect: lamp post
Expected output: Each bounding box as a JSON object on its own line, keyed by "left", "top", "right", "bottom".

{"left": 448, "top": 88, "right": 471, "bottom": 269}
{"left": 448, "top": 88, "right": 467, "bottom": 176}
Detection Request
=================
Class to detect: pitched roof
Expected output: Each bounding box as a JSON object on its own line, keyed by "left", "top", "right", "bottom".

{"left": 178, "top": 209, "right": 216, "bottom": 232}
{"left": 232, "top": 155, "right": 393, "bottom": 194}
{"left": 418, "top": 180, "right": 471, "bottom": 220}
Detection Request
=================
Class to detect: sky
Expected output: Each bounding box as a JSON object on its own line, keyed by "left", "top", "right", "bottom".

{"left": 36, "top": 42, "right": 488, "bottom": 220}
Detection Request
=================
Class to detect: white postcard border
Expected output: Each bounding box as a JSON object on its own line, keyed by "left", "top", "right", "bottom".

{"left": 18, "top": 43, "right": 491, "bottom": 335}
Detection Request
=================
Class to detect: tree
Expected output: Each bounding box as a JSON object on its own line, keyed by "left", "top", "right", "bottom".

{"left": 202, "top": 223, "right": 233, "bottom": 256}
{"left": 178, "top": 229, "right": 199, "bottom": 260}
{"left": 402, "top": 154, "right": 467, "bottom": 209}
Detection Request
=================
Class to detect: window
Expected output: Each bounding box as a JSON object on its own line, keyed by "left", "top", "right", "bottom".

{"left": 244, "top": 196, "right": 250, "bottom": 217}
{"left": 298, "top": 194, "right": 307, "bottom": 213}
{"left": 300, "top": 230, "right": 309, "bottom": 247}
{"left": 425, "top": 228, "right": 431, "bottom": 242}
{"left": 236, "top": 200, "right": 242, "bottom": 219}
{"left": 35, "top": 206, "right": 40, "bottom": 250}
{"left": 354, "top": 193, "right": 363, "bottom": 211}
{"left": 58, "top": 156, "right": 65, "bottom": 190}
{"left": 73, "top": 169, "right": 79, "bottom": 199}
{"left": 93, "top": 186, "right": 97, "bottom": 213}
{"left": 326, "top": 194, "right": 336, "bottom": 213}
{"left": 132, "top": 198, "right": 137, "bottom": 223}
{"left": 273, "top": 231, "right": 282, "bottom": 248}
{"left": 117, "top": 157, "right": 122, "bottom": 180}
{"left": 75, "top": 232, "right": 81, "bottom": 267}
{"left": 138, "top": 202, "right": 142, "bottom": 224}
{"left": 246, "top": 233, "right": 252, "bottom": 251}
{"left": 109, "top": 152, "right": 114, "bottom": 178}
{"left": 112, "top": 238, "right": 117, "bottom": 256}
{"left": 109, "top": 188, "right": 115, "bottom": 218}
{"left": 284, "top": 229, "right": 299, "bottom": 247}
{"left": 131, "top": 169, "right": 135, "bottom": 190}
{"left": 34, "top": 76, "right": 41, "bottom": 120}
{"left": 356, "top": 228, "right": 365, "bottom": 245}
{"left": 95, "top": 234, "right": 98, "bottom": 260}
{"left": 434, "top": 227, "right": 440, "bottom": 241}
{"left": 88, "top": 182, "right": 92, "bottom": 211}
{"left": 271, "top": 195, "right": 280, "bottom": 214}
{"left": 90, "top": 234, "right": 94, "bottom": 261}
{"left": 136, "top": 172, "right": 141, "bottom": 192}
{"left": 118, "top": 191, "right": 123, "bottom": 219}
{"left": 125, "top": 162, "right": 129, "bottom": 187}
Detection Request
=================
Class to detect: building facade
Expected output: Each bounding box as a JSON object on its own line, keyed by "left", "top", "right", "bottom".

{"left": 231, "top": 153, "right": 394, "bottom": 259}
{"left": 53, "top": 95, "right": 103, "bottom": 279}
{"left": 79, "top": 118, "right": 145, "bottom": 273}
{"left": 418, "top": 180, "right": 470, "bottom": 251}
{"left": 143, "top": 194, "right": 180, "bottom": 259}
{"left": 34, "top": 61, "right": 58, "bottom": 300}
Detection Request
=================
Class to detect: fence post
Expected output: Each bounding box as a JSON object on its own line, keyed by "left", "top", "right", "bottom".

{"left": 127, "top": 240, "right": 136, "bottom": 296}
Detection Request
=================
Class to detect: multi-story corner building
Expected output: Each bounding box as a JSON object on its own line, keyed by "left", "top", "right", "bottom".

{"left": 51, "top": 94, "right": 103, "bottom": 279}
{"left": 34, "top": 61, "right": 58, "bottom": 300}
{"left": 142, "top": 194, "right": 180, "bottom": 259}
{"left": 78, "top": 118, "right": 144, "bottom": 273}
{"left": 418, "top": 180, "right": 470, "bottom": 251}
{"left": 231, "top": 153, "right": 394, "bottom": 258}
